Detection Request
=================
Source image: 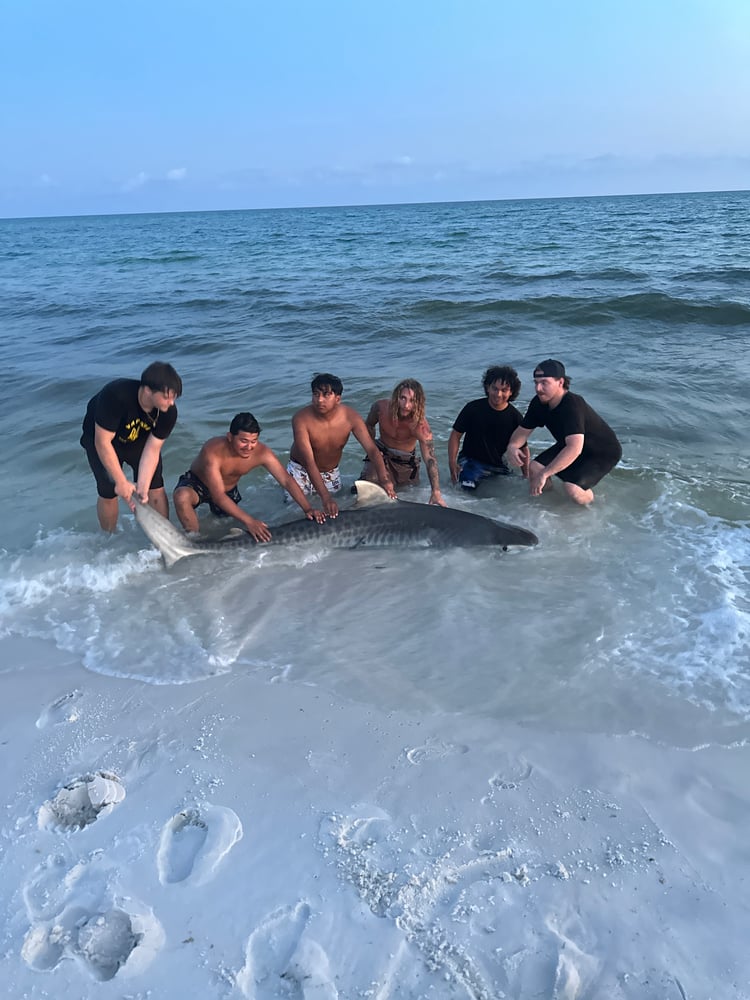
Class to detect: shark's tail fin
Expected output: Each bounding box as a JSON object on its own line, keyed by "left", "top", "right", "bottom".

{"left": 134, "top": 502, "right": 205, "bottom": 569}
{"left": 351, "top": 480, "right": 397, "bottom": 507}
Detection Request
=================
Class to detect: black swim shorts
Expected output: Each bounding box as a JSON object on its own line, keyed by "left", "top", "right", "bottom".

{"left": 534, "top": 443, "right": 622, "bottom": 491}
{"left": 175, "top": 470, "right": 242, "bottom": 517}
{"left": 82, "top": 440, "right": 165, "bottom": 499}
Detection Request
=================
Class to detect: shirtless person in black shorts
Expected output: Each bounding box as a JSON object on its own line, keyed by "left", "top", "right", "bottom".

{"left": 173, "top": 412, "right": 326, "bottom": 542}
{"left": 80, "top": 361, "right": 182, "bottom": 531}
{"left": 507, "top": 359, "right": 622, "bottom": 505}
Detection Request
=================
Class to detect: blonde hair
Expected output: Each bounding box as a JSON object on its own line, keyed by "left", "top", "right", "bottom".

{"left": 388, "top": 379, "right": 426, "bottom": 426}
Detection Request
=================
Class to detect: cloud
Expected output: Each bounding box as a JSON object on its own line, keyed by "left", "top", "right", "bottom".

{"left": 119, "top": 167, "right": 186, "bottom": 194}
{"left": 122, "top": 170, "right": 149, "bottom": 192}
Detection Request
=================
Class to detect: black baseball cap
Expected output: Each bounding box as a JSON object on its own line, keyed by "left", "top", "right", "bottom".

{"left": 533, "top": 359, "right": 566, "bottom": 379}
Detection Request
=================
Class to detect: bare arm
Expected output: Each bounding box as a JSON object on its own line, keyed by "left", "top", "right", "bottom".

{"left": 134, "top": 434, "right": 167, "bottom": 504}
{"left": 417, "top": 420, "right": 446, "bottom": 506}
{"left": 506, "top": 426, "right": 533, "bottom": 471}
{"left": 517, "top": 444, "right": 531, "bottom": 477}
{"left": 94, "top": 424, "right": 137, "bottom": 507}
{"left": 262, "top": 451, "right": 326, "bottom": 524}
{"left": 528, "top": 433, "right": 584, "bottom": 497}
{"left": 291, "top": 412, "right": 341, "bottom": 517}
{"left": 448, "top": 429, "right": 463, "bottom": 484}
{"left": 364, "top": 401, "right": 380, "bottom": 440}
{"left": 198, "top": 447, "right": 272, "bottom": 541}
{"left": 351, "top": 415, "right": 397, "bottom": 499}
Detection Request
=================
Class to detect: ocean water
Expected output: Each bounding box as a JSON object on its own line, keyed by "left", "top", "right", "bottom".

{"left": 1, "top": 192, "right": 749, "bottom": 747}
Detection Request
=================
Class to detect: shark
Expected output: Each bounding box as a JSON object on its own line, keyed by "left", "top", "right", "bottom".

{"left": 134, "top": 481, "right": 538, "bottom": 569}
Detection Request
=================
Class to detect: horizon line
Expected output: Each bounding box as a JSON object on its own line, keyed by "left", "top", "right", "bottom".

{"left": 1, "top": 186, "right": 748, "bottom": 224}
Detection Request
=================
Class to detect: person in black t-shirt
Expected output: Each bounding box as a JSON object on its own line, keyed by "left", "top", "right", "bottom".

{"left": 507, "top": 359, "right": 621, "bottom": 505}
{"left": 448, "top": 365, "right": 530, "bottom": 491}
{"left": 80, "top": 361, "right": 183, "bottom": 531}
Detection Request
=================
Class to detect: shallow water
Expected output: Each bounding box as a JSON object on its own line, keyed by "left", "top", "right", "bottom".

{"left": 1, "top": 191, "right": 749, "bottom": 748}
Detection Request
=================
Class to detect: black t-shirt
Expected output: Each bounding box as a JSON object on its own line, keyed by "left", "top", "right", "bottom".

{"left": 81, "top": 379, "right": 177, "bottom": 451}
{"left": 452, "top": 398, "right": 523, "bottom": 467}
{"left": 521, "top": 392, "right": 620, "bottom": 459}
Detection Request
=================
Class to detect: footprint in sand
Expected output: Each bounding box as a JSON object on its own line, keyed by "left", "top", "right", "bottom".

{"left": 236, "top": 901, "right": 338, "bottom": 999}
{"left": 322, "top": 809, "right": 408, "bottom": 919}
{"left": 21, "top": 920, "right": 67, "bottom": 971}
{"left": 38, "top": 772, "right": 125, "bottom": 831}
{"left": 22, "top": 899, "right": 164, "bottom": 982}
{"left": 404, "top": 738, "right": 469, "bottom": 765}
{"left": 324, "top": 810, "right": 496, "bottom": 999}
{"left": 157, "top": 804, "right": 243, "bottom": 886}
{"left": 76, "top": 906, "right": 141, "bottom": 981}
{"left": 36, "top": 689, "right": 82, "bottom": 729}
{"left": 23, "top": 856, "right": 83, "bottom": 922}
{"left": 545, "top": 913, "right": 600, "bottom": 1000}
{"left": 482, "top": 753, "right": 533, "bottom": 801}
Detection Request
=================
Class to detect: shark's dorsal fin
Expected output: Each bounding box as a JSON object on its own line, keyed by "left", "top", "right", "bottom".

{"left": 352, "top": 480, "right": 397, "bottom": 507}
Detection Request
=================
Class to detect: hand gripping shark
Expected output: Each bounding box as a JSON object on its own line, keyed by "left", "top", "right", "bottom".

{"left": 134, "top": 481, "right": 538, "bottom": 569}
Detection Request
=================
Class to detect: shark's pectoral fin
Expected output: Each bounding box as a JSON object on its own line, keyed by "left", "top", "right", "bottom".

{"left": 352, "top": 480, "right": 398, "bottom": 507}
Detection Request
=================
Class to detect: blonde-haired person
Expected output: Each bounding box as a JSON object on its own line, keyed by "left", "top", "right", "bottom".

{"left": 361, "top": 379, "right": 446, "bottom": 506}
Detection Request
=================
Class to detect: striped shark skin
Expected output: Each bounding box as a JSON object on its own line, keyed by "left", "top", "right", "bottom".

{"left": 134, "top": 481, "right": 538, "bottom": 569}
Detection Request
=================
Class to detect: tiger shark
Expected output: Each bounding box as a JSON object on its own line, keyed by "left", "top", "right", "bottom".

{"left": 134, "top": 481, "right": 538, "bottom": 569}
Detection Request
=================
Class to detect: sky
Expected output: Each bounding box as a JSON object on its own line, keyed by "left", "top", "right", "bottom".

{"left": 1, "top": 0, "right": 749, "bottom": 218}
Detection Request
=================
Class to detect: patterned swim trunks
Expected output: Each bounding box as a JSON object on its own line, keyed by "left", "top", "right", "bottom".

{"left": 285, "top": 459, "right": 341, "bottom": 501}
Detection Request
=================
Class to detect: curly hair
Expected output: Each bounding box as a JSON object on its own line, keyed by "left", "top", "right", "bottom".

{"left": 388, "top": 379, "right": 426, "bottom": 425}
{"left": 482, "top": 365, "right": 521, "bottom": 402}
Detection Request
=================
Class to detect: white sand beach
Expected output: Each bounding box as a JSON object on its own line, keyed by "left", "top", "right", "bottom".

{"left": 3, "top": 634, "right": 749, "bottom": 999}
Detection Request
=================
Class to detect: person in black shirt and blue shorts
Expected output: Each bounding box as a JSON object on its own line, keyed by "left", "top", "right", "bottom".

{"left": 448, "top": 365, "right": 530, "bottom": 491}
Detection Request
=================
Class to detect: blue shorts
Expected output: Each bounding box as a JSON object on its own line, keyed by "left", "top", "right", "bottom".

{"left": 175, "top": 470, "right": 241, "bottom": 517}
{"left": 458, "top": 457, "right": 511, "bottom": 490}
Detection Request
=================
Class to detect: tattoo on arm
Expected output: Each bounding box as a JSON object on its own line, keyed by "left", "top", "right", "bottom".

{"left": 424, "top": 440, "right": 440, "bottom": 490}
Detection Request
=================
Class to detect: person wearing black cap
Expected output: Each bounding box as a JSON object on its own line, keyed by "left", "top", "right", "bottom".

{"left": 506, "top": 360, "right": 622, "bottom": 505}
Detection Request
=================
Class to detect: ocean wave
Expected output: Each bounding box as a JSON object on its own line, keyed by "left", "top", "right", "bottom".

{"left": 95, "top": 296, "right": 233, "bottom": 315}
{"left": 24, "top": 302, "right": 96, "bottom": 318}
{"left": 483, "top": 267, "right": 646, "bottom": 283}
{"left": 180, "top": 297, "right": 233, "bottom": 309}
{"left": 390, "top": 272, "right": 457, "bottom": 285}
{"left": 484, "top": 268, "right": 578, "bottom": 282}
{"left": 673, "top": 267, "right": 750, "bottom": 284}
{"left": 106, "top": 252, "right": 204, "bottom": 265}
{"left": 624, "top": 487, "right": 750, "bottom": 718}
{"left": 411, "top": 292, "right": 750, "bottom": 326}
